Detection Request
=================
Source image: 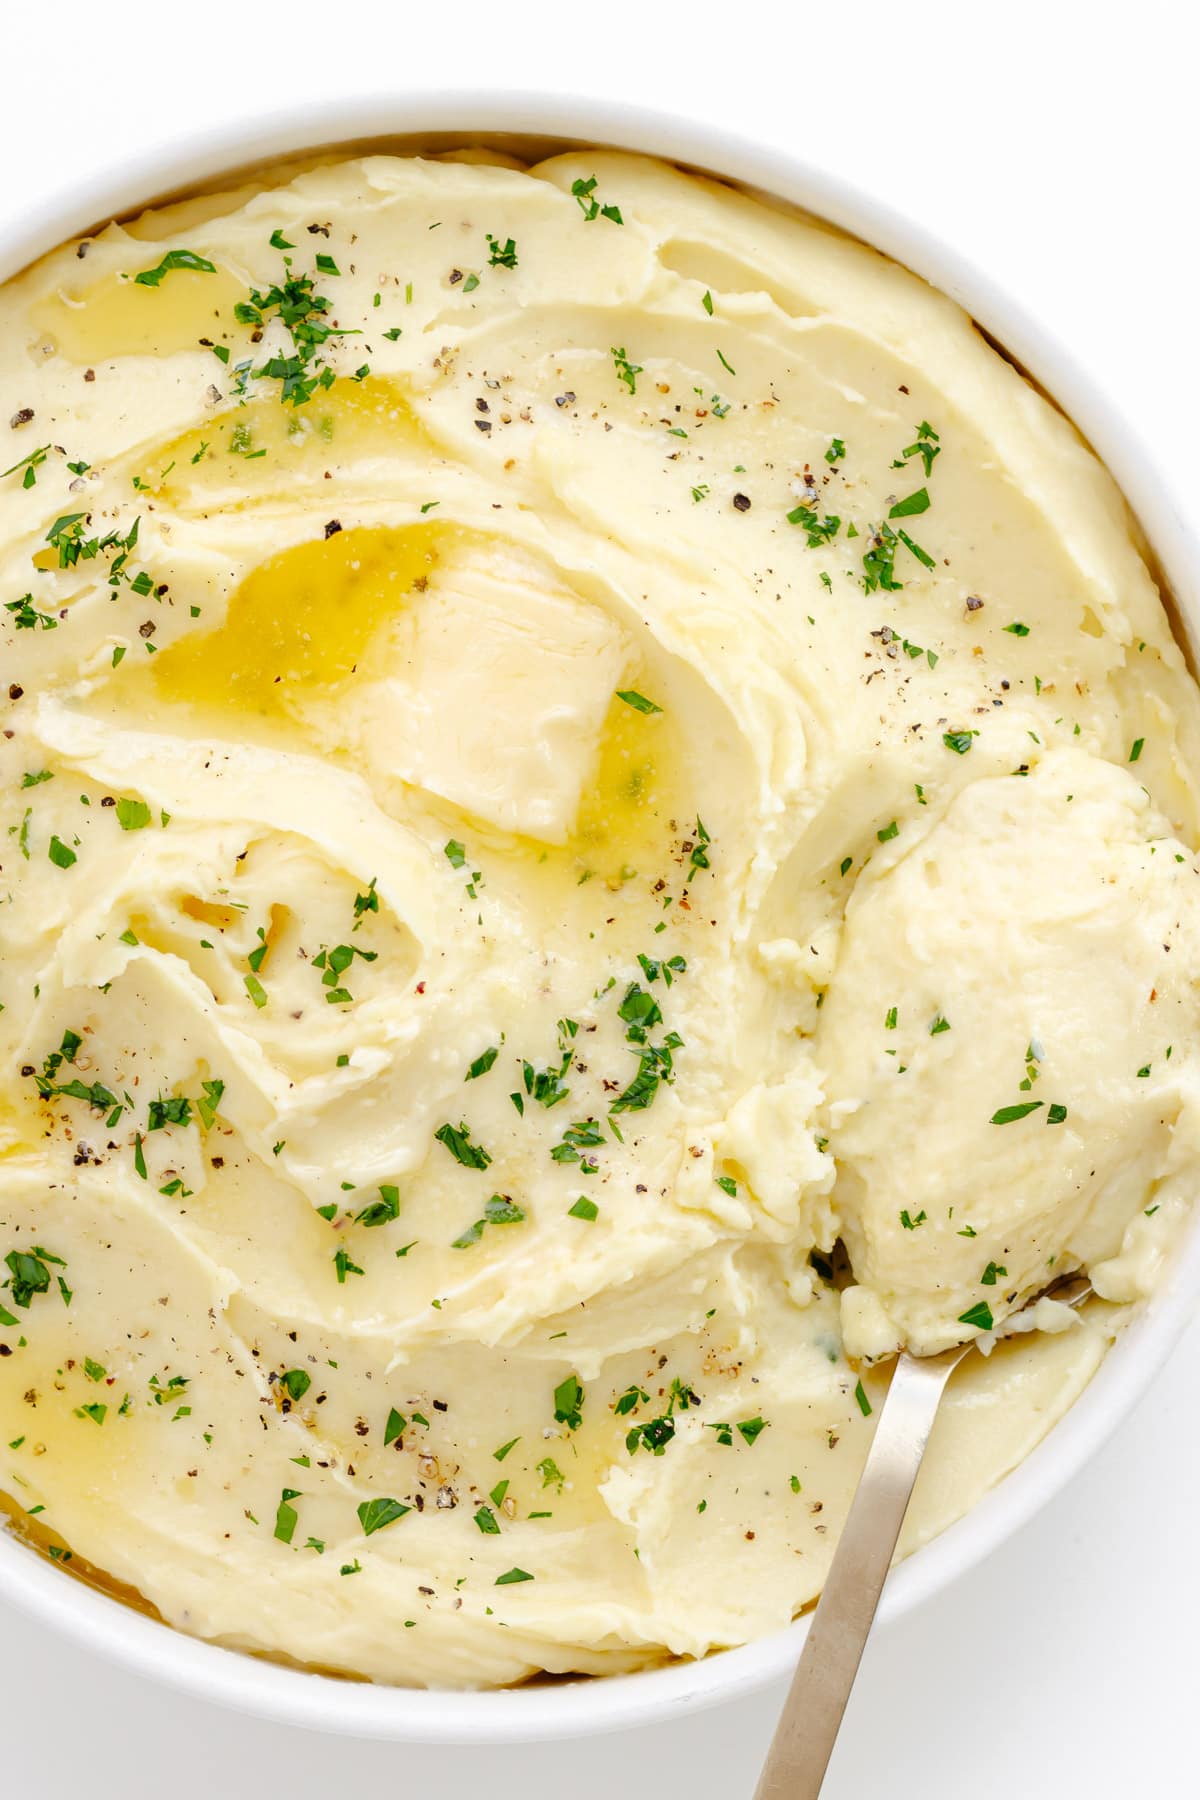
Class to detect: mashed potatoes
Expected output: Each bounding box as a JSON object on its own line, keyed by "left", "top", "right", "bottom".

{"left": 0, "top": 148, "right": 1197, "bottom": 1687}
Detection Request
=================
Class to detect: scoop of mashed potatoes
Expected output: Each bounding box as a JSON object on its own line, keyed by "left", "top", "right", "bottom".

{"left": 0, "top": 147, "right": 1197, "bottom": 1688}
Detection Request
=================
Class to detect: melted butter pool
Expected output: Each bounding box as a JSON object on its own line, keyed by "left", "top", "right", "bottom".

{"left": 572, "top": 684, "right": 678, "bottom": 880}
{"left": 33, "top": 263, "right": 249, "bottom": 362}
{"left": 145, "top": 377, "right": 435, "bottom": 508}
{"left": 148, "top": 522, "right": 446, "bottom": 721}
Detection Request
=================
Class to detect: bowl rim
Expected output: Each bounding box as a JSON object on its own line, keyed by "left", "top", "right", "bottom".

{"left": 1, "top": 87, "right": 1198, "bottom": 1744}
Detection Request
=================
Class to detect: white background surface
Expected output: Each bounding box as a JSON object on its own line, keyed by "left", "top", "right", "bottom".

{"left": 2, "top": 3, "right": 1197, "bottom": 1793}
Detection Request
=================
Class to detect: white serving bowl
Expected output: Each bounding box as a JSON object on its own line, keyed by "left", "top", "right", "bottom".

{"left": 2, "top": 91, "right": 1198, "bottom": 1744}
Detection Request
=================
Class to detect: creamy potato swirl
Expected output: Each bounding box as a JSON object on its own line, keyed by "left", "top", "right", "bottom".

{"left": 1, "top": 149, "right": 1198, "bottom": 1687}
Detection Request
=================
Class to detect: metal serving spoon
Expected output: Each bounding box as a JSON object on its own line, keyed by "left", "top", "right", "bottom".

{"left": 753, "top": 1273, "right": 1092, "bottom": 1799}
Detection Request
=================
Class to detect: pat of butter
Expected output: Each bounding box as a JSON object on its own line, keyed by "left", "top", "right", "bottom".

{"left": 360, "top": 554, "right": 628, "bottom": 841}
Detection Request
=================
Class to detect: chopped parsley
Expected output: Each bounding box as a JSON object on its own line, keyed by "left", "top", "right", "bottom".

{"left": 571, "top": 176, "right": 623, "bottom": 224}
{"left": 610, "top": 1038, "right": 681, "bottom": 1115}
{"left": 355, "top": 1185, "right": 400, "bottom": 1228}
{"left": 149, "top": 1372, "right": 188, "bottom": 1406}
{"left": 707, "top": 1416, "right": 769, "bottom": 1447}
{"left": 357, "top": 1496, "right": 410, "bottom": 1536}
{"left": 485, "top": 234, "right": 518, "bottom": 269}
{"left": 451, "top": 1193, "right": 525, "bottom": 1249}
{"left": 624, "top": 1377, "right": 699, "bottom": 1456}
{"left": 553, "top": 1374, "right": 583, "bottom": 1431}
{"left": 352, "top": 877, "right": 379, "bottom": 927}
{"left": 898, "top": 529, "right": 935, "bottom": 570}
{"left": 274, "top": 1489, "right": 301, "bottom": 1544}
{"left": 551, "top": 1117, "right": 604, "bottom": 1167}
{"left": 522, "top": 1019, "right": 579, "bottom": 1110}
{"left": 44, "top": 510, "right": 145, "bottom": 589}
{"left": 888, "top": 487, "right": 930, "bottom": 519}
{"left": 5, "top": 594, "right": 58, "bottom": 631}
{"left": 2, "top": 444, "right": 50, "bottom": 488}
{"left": 687, "top": 817, "right": 712, "bottom": 880}
{"left": 862, "top": 524, "right": 902, "bottom": 593}
{"left": 895, "top": 420, "right": 941, "bottom": 479}
{"left": 636, "top": 952, "right": 686, "bottom": 986}
{"left": 133, "top": 249, "right": 216, "bottom": 287}
{"left": 196, "top": 1079, "right": 224, "bottom": 1129}
{"left": 4, "top": 1246, "right": 68, "bottom": 1310}
{"left": 232, "top": 253, "right": 356, "bottom": 407}
{"left": 313, "top": 941, "right": 376, "bottom": 1006}
{"left": 990, "top": 1101, "right": 1043, "bottom": 1124}
{"left": 147, "top": 1095, "right": 190, "bottom": 1131}
{"left": 611, "top": 346, "right": 642, "bottom": 395}
{"left": 333, "top": 1248, "right": 364, "bottom": 1283}
{"left": 787, "top": 503, "right": 840, "bottom": 547}
{"left": 435, "top": 1121, "right": 492, "bottom": 1169}
{"left": 618, "top": 982, "right": 663, "bottom": 1040}
{"left": 615, "top": 689, "right": 662, "bottom": 715}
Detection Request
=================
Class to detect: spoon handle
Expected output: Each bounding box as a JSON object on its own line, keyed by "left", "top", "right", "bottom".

{"left": 753, "top": 1347, "right": 965, "bottom": 1799}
